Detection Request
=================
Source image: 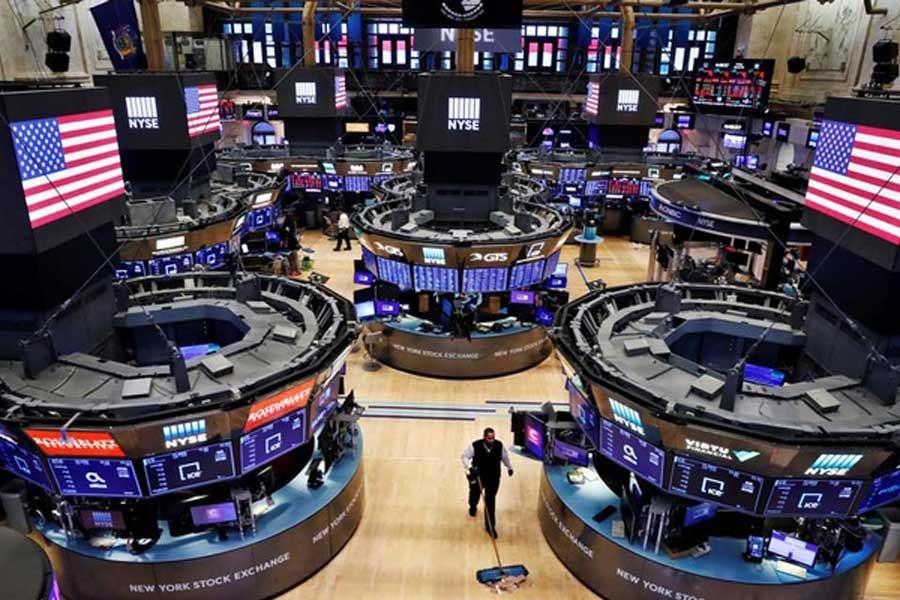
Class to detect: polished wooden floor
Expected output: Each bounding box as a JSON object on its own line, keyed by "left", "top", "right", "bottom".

{"left": 281, "top": 231, "right": 900, "bottom": 600}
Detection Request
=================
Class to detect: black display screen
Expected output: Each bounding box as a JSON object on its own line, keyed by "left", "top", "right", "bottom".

{"left": 764, "top": 479, "right": 863, "bottom": 518}
{"left": 668, "top": 455, "right": 764, "bottom": 513}
{"left": 143, "top": 441, "right": 235, "bottom": 496}
{"left": 691, "top": 59, "right": 774, "bottom": 114}
{"left": 583, "top": 73, "right": 661, "bottom": 127}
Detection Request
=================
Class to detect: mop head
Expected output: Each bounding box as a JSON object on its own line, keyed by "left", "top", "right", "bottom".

{"left": 476, "top": 564, "right": 529, "bottom": 592}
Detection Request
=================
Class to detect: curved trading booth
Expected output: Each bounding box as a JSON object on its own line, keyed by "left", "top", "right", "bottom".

{"left": 540, "top": 282, "right": 899, "bottom": 599}
{"left": 0, "top": 273, "right": 362, "bottom": 600}
{"left": 352, "top": 172, "right": 571, "bottom": 379}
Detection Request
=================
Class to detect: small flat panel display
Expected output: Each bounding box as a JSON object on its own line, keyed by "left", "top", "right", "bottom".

{"left": 559, "top": 168, "right": 586, "bottom": 183}
{"left": 768, "top": 530, "right": 819, "bottom": 568}
{"left": 179, "top": 343, "right": 220, "bottom": 361}
{"left": 195, "top": 241, "right": 228, "bottom": 268}
{"left": 275, "top": 67, "right": 342, "bottom": 118}
{"left": 524, "top": 413, "right": 544, "bottom": 459}
{"left": 775, "top": 123, "right": 791, "bottom": 142}
{"left": 723, "top": 133, "right": 747, "bottom": 150}
{"left": 143, "top": 441, "right": 236, "bottom": 496}
{"left": 691, "top": 59, "right": 774, "bottom": 114}
{"left": 743, "top": 363, "right": 785, "bottom": 387}
{"left": 608, "top": 177, "right": 641, "bottom": 197}
{"left": 354, "top": 271, "right": 375, "bottom": 285}
{"left": 248, "top": 206, "right": 274, "bottom": 231}
{"left": 675, "top": 113, "right": 695, "bottom": 130}
{"left": 761, "top": 120, "right": 774, "bottom": 137}
{"left": 78, "top": 509, "right": 127, "bottom": 531}
{"left": 462, "top": 267, "right": 509, "bottom": 293}
{"left": 668, "top": 455, "right": 764, "bottom": 513}
{"left": 344, "top": 175, "right": 371, "bottom": 193}
{"left": 148, "top": 253, "right": 194, "bottom": 276}
{"left": 584, "top": 179, "right": 607, "bottom": 196}
{"left": 583, "top": 73, "right": 661, "bottom": 127}
{"left": 413, "top": 264, "right": 459, "bottom": 292}
{"left": 567, "top": 379, "right": 599, "bottom": 448}
{"left": 543, "top": 252, "right": 561, "bottom": 279}
{"left": 376, "top": 257, "right": 413, "bottom": 290}
{"left": 0, "top": 427, "right": 53, "bottom": 491}
{"left": 376, "top": 301, "right": 401, "bottom": 316}
{"left": 190, "top": 502, "right": 238, "bottom": 526}
{"left": 806, "top": 128, "right": 820, "bottom": 149}
{"left": 509, "top": 259, "right": 546, "bottom": 289}
{"left": 857, "top": 468, "right": 900, "bottom": 513}
{"left": 240, "top": 410, "right": 306, "bottom": 473}
{"left": 599, "top": 418, "right": 665, "bottom": 487}
{"left": 765, "top": 479, "right": 863, "bottom": 518}
{"left": 510, "top": 290, "right": 536, "bottom": 305}
{"left": 310, "top": 374, "right": 341, "bottom": 434}
{"left": 545, "top": 276, "right": 567, "bottom": 289}
{"left": 553, "top": 439, "right": 590, "bottom": 467}
{"left": 355, "top": 301, "right": 376, "bottom": 321}
{"left": 362, "top": 246, "right": 379, "bottom": 275}
{"left": 49, "top": 457, "right": 142, "bottom": 498}
{"left": 683, "top": 502, "right": 718, "bottom": 527}
{"left": 535, "top": 307, "right": 555, "bottom": 326}
{"left": 116, "top": 260, "right": 147, "bottom": 280}
{"left": 290, "top": 172, "right": 322, "bottom": 192}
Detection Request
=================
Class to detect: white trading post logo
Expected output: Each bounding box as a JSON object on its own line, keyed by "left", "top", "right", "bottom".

{"left": 125, "top": 96, "right": 159, "bottom": 129}
{"left": 295, "top": 82, "right": 318, "bottom": 105}
{"left": 617, "top": 89, "right": 640, "bottom": 113}
{"left": 163, "top": 419, "right": 208, "bottom": 450}
{"left": 469, "top": 252, "right": 508, "bottom": 263}
{"left": 374, "top": 241, "right": 404, "bottom": 257}
{"left": 448, "top": 97, "right": 481, "bottom": 131}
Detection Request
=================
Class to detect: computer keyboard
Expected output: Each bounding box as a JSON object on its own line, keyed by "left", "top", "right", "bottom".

{"left": 774, "top": 560, "right": 808, "bottom": 579}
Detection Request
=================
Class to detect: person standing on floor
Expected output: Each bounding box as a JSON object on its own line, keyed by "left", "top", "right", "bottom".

{"left": 461, "top": 427, "right": 513, "bottom": 538}
{"left": 334, "top": 209, "right": 352, "bottom": 251}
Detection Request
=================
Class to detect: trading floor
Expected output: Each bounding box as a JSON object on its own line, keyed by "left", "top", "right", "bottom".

{"left": 278, "top": 232, "right": 900, "bottom": 600}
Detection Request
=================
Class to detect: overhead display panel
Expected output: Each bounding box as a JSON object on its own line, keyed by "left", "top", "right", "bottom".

{"left": 402, "top": 0, "right": 523, "bottom": 28}
{"left": 143, "top": 441, "right": 236, "bottom": 496}
{"left": 856, "top": 468, "right": 900, "bottom": 513}
{"left": 240, "top": 410, "right": 307, "bottom": 473}
{"left": 49, "top": 457, "right": 142, "bottom": 498}
{"left": 94, "top": 72, "right": 221, "bottom": 150}
{"left": 668, "top": 455, "right": 764, "bottom": 514}
{"left": 582, "top": 73, "right": 661, "bottom": 127}
{"left": 0, "top": 426, "right": 54, "bottom": 491}
{"left": 599, "top": 418, "right": 665, "bottom": 487}
{"left": 417, "top": 73, "right": 513, "bottom": 154}
{"left": 414, "top": 28, "right": 522, "bottom": 53}
{"left": 802, "top": 97, "right": 900, "bottom": 271}
{"left": 764, "top": 478, "right": 864, "bottom": 518}
{"left": 690, "top": 59, "right": 774, "bottom": 114}
{"left": 275, "top": 67, "right": 348, "bottom": 119}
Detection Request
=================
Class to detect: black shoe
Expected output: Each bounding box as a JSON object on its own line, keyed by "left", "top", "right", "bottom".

{"left": 469, "top": 506, "right": 477, "bottom": 517}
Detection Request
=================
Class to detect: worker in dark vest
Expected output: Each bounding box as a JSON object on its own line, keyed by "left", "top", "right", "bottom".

{"left": 461, "top": 427, "right": 513, "bottom": 538}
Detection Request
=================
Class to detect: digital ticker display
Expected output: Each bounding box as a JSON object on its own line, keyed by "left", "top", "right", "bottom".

{"left": 49, "top": 457, "right": 142, "bottom": 498}
{"left": 148, "top": 253, "right": 194, "bottom": 276}
{"left": 376, "top": 257, "right": 413, "bottom": 290}
{"left": 599, "top": 418, "right": 665, "bottom": 487}
{"left": 668, "top": 455, "right": 764, "bottom": 513}
{"left": 567, "top": 379, "right": 599, "bottom": 448}
{"left": 414, "top": 265, "right": 459, "bottom": 293}
{"left": 462, "top": 267, "right": 509, "bottom": 293}
{"left": 857, "top": 468, "right": 900, "bottom": 513}
{"left": 240, "top": 410, "right": 306, "bottom": 473}
{"left": 143, "top": 441, "right": 235, "bottom": 496}
{"left": 0, "top": 427, "right": 53, "bottom": 491}
{"left": 509, "top": 259, "right": 546, "bottom": 289}
{"left": 765, "top": 479, "right": 863, "bottom": 518}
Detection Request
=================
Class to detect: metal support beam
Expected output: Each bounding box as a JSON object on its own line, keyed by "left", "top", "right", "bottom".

{"left": 456, "top": 29, "right": 474, "bottom": 74}
{"left": 140, "top": 0, "right": 165, "bottom": 71}
{"left": 302, "top": 0, "right": 318, "bottom": 67}
{"left": 620, "top": 5, "right": 635, "bottom": 73}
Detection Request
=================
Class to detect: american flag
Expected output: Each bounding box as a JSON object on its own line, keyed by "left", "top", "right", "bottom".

{"left": 10, "top": 109, "right": 125, "bottom": 229}
{"left": 584, "top": 81, "right": 599, "bottom": 117}
{"left": 334, "top": 75, "right": 347, "bottom": 111}
{"left": 184, "top": 84, "right": 220, "bottom": 138}
{"left": 805, "top": 119, "right": 900, "bottom": 245}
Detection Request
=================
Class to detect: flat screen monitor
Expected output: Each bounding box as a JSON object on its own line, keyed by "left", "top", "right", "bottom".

{"left": 857, "top": 468, "right": 900, "bottom": 513}
{"left": 354, "top": 270, "right": 375, "bottom": 286}
{"left": 309, "top": 373, "right": 341, "bottom": 435}
{"left": 376, "top": 257, "right": 413, "bottom": 290}
{"left": 761, "top": 120, "right": 774, "bottom": 137}
{"left": 117, "top": 260, "right": 147, "bottom": 280}
{"left": 675, "top": 113, "right": 695, "bottom": 130}
{"left": 568, "top": 197, "right": 582, "bottom": 208}
{"left": 767, "top": 530, "right": 819, "bottom": 568}
{"left": 599, "top": 418, "right": 665, "bottom": 487}
{"left": 510, "top": 290, "right": 536, "bottom": 305}
{"left": 806, "top": 128, "right": 820, "bottom": 149}
{"left": 190, "top": 502, "right": 238, "bottom": 526}
{"left": 509, "top": 259, "right": 546, "bottom": 289}
{"left": 462, "top": 267, "right": 509, "bottom": 293}
{"left": 78, "top": 509, "right": 127, "bottom": 531}
{"left": 195, "top": 242, "right": 228, "bottom": 268}
{"left": 545, "top": 276, "right": 567, "bottom": 289}
{"left": 553, "top": 439, "right": 590, "bottom": 467}
{"left": 324, "top": 174, "right": 343, "bottom": 191}
{"left": 148, "top": 253, "right": 194, "bottom": 276}
{"left": 49, "top": 458, "right": 143, "bottom": 498}
{"left": 775, "top": 123, "right": 791, "bottom": 142}
{"left": 344, "top": 175, "right": 371, "bottom": 193}
{"left": 608, "top": 177, "right": 642, "bottom": 197}
{"left": 362, "top": 247, "right": 378, "bottom": 275}
{"left": 668, "top": 455, "right": 764, "bottom": 513}
{"left": 322, "top": 162, "right": 337, "bottom": 175}
{"left": 584, "top": 179, "right": 606, "bottom": 197}
{"left": 683, "top": 502, "right": 718, "bottom": 527}
{"left": 0, "top": 427, "right": 54, "bottom": 491}
{"left": 524, "top": 413, "right": 545, "bottom": 459}
{"left": 567, "top": 379, "right": 599, "bottom": 448}
{"left": 355, "top": 301, "right": 377, "bottom": 321}
{"left": 691, "top": 59, "right": 774, "bottom": 114}
{"left": 723, "top": 133, "right": 747, "bottom": 150}
{"left": 743, "top": 363, "right": 785, "bottom": 387}
{"left": 413, "top": 265, "right": 458, "bottom": 293}
{"left": 143, "top": 441, "right": 236, "bottom": 497}
{"left": 376, "top": 301, "right": 401, "bottom": 316}
{"left": 559, "top": 168, "right": 586, "bottom": 183}
{"left": 535, "top": 307, "right": 555, "bottom": 326}
{"left": 765, "top": 479, "right": 863, "bottom": 518}
{"left": 240, "top": 410, "right": 307, "bottom": 473}
{"left": 179, "top": 343, "right": 220, "bottom": 361}
{"left": 654, "top": 112, "right": 666, "bottom": 127}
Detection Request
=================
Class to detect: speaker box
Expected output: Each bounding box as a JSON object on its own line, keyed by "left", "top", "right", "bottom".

{"left": 787, "top": 56, "right": 806, "bottom": 74}
{"left": 873, "top": 40, "right": 899, "bottom": 64}
{"left": 45, "top": 52, "right": 69, "bottom": 73}
{"left": 46, "top": 30, "right": 71, "bottom": 52}
{"left": 873, "top": 63, "right": 899, "bottom": 85}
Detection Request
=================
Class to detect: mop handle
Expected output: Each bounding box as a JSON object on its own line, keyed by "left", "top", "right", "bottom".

{"left": 476, "top": 475, "right": 504, "bottom": 569}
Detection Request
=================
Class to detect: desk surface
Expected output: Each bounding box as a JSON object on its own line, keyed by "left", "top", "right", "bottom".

{"left": 545, "top": 464, "right": 879, "bottom": 585}
{"left": 39, "top": 439, "right": 363, "bottom": 564}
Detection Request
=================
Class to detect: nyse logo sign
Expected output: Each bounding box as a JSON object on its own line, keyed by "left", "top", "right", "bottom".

{"left": 125, "top": 96, "right": 159, "bottom": 129}
{"left": 804, "top": 454, "right": 863, "bottom": 477}
{"left": 448, "top": 97, "right": 481, "bottom": 131}
{"left": 609, "top": 398, "right": 645, "bottom": 436}
{"left": 163, "top": 419, "right": 208, "bottom": 450}
{"left": 617, "top": 89, "right": 640, "bottom": 113}
{"left": 295, "top": 82, "right": 318, "bottom": 105}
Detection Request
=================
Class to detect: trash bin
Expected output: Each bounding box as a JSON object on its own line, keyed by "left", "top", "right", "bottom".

{"left": 0, "top": 479, "right": 32, "bottom": 535}
{"left": 878, "top": 507, "right": 900, "bottom": 562}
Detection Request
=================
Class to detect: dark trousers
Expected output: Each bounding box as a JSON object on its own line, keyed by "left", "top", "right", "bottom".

{"left": 468, "top": 475, "right": 500, "bottom": 530}
{"left": 334, "top": 229, "right": 351, "bottom": 250}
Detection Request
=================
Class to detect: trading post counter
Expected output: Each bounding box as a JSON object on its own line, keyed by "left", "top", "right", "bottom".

{"left": 364, "top": 316, "right": 553, "bottom": 379}
{"left": 36, "top": 441, "right": 364, "bottom": 600}
{"left": 539, "top": 464, "right": 880, "bottom": 600}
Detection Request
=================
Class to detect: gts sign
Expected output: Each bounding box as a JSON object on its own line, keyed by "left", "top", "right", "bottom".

{"left": 469, "top": 252, "right": 508, "bottom": 263}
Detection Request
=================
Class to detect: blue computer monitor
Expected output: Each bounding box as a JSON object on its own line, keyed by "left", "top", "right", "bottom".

{"left": 511, "top": 290, "right": 536, "bottom": 305}
{"left": 552, "top": 439, "right": 590, "bottom": 467}
{"left": 683, "top": 502, "right": 718, "bottom": 527}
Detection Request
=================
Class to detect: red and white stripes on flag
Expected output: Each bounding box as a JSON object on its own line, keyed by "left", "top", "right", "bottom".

{"left": 10, "top": 109, "right": 125, "bottom": 229}
{"left": 805, "top": 119, "right": 900, "bottom": 245}
{"left": 185, "top": 84, "right": 220, "bottom": 138}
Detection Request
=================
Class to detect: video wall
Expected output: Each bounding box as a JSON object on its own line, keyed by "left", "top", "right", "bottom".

{"left": 567, "top": 381, "right": 899, "bottom": 519}
{"left": 690, "top": 59, "right": 774, "bottom": 114}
